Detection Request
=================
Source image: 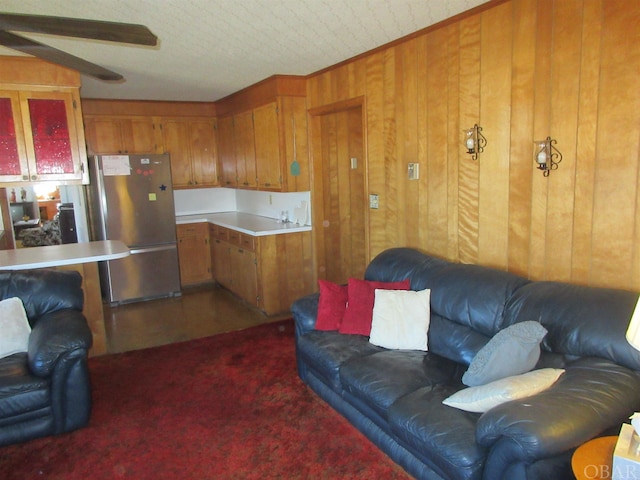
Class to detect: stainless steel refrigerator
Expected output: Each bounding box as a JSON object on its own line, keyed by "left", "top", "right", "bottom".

{"left": 86, "top": 154, "right": 181, "bottom": 305}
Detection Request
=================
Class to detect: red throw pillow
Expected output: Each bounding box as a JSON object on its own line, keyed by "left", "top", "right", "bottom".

{"left": 339, "top": 278, "right": 411, "bottom": 336}
{"left": 315, "top": 280, "right": 349, "bottom": 331}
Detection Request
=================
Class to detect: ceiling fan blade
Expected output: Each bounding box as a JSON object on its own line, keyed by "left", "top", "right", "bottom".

{"left": 0, "top": 13, "right": 157, "bottom": 46}
{"left": 0, "top": 31, "right": 123, "bottom": 81}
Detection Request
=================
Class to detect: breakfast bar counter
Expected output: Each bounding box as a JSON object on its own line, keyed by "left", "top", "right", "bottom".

{"left": 0, "top": 240, "right": 130, "bottom": 270}
{"left": 0, "top": 240, "right": 130, "bottom": 357}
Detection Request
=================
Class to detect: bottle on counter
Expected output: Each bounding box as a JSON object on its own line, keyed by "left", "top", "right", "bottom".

{"left": 10, "top": 189, "right": 16, "bottom": 203}
{"left": 20, "top": 188, "right": 27, "bottom": 202}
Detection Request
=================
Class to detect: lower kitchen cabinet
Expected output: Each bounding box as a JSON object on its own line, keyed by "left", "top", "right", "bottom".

{"left": 176, "top": 223, "right": 212, "bottom": 286}
{"left": 230, "top": 245, "right": 258, "bottom": 307}
{"left": 210, "top": 224, "right": 258, "bottom": 307}
{"left": 210, "top": 224, "right": 313, "bottom": 315}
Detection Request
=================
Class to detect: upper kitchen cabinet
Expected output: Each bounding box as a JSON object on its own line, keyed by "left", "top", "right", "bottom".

{"left": 81, "top": 99, "right": 217, "bottom": 190}
{"left": 214, "top": 75, "right": 309, "bottom": 192}
{"left": 84, "top": 115, "right": 158, "bottom": 155}
{"left": 0, "top": 57, "right": 89, "bottom": 185}
{"left": 158, "top": 116, "right": 218, "bottom": 189}
{"left": 233, "top": 110, "right": 257, "bottom": 188}
{"left": 217, "top": 115, "right": 237, "bottom": 187}
{"left": 253, "top": 102, "right": 281, "bottom": 190}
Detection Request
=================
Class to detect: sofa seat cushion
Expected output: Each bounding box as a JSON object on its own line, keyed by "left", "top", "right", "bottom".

{"left": 340, "top": 350, "right": 461, "bottom": 421}
{"left": 0, "top": 353, "right": 50, "bottom": 421}
{"left": 389, "top": 384, "right": 486, "bottom": 480}
{"left": 297, "top": 331, "right": 383, "bottom": 390}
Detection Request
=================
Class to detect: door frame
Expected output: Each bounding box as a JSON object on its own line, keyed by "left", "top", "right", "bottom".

{"left": 308, "top": 96, "right": 370, "bottom": 282}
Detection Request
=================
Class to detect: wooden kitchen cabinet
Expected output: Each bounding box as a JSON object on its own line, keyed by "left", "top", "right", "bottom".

{"left": 233, "top": 110, "right": 257, "bottom": 188}
{"left": 218, "top": 104, "right": 280, "bottom": 191}
{"left": 253, "top": 102, "right": 282, "bottom": 190}
{"left": 215, "top": 95, "right": 309, "bottom": 193}
{"left": 158, "top": 116, "right": 218, "bottom": 189}
{"left": 0, "top": 89, "right": 88, "bottom": 184}
{"left": 217, "top": 115, "right": 237, "bottom": 187}
{"left": 229, "top": 244, "right": 258, "bottom": 307}
{"left": 211, "top": 225, "right": 258, "bottom": 307}
{"left": 84, "top": 115, "right": 157, "bottom": 155}
{"left": 176, "top": 223, "right": 212, "bottom": 286}
{"left": 211, "top": 224, "right": 313, "bottom": 315}
{"left": 210, "top": 223, "right": 230, "bottom": 288}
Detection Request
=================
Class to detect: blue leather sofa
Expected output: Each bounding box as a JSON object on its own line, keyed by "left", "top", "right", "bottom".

{"left": 292, "top": 248, "right": 640, "bottom": 480}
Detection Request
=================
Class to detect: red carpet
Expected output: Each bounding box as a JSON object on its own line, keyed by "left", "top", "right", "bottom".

{"left": 0, "top": 320, "right": 410, "bottom": 479}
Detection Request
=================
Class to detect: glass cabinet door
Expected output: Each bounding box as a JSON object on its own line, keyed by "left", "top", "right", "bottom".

{"left": 0, "top": 92, "right": 29, "bottom": 181}
{"left": 21, "top": 91, "right": 83, "bottom": 181}
{"left": 27, "top": 98, "right": 75, "bottom": 175}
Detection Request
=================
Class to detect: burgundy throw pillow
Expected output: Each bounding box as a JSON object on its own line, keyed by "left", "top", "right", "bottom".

{"left": 315, "top": 280, "right": 349, "bottom": 330}
{"left": 339, "top": 278, "right": 411, "bottom": 336}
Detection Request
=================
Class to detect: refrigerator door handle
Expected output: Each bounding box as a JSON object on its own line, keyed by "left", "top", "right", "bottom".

{"left": 129, "top": 244, "right": 177, "bottom": 255}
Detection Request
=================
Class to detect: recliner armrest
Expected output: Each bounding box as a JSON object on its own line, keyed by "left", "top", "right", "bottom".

{"left": 476, "top": 357, "right": 640, "bottom": 478}
{"left": 28, "top": 309, "right": 93, "bottom": 377}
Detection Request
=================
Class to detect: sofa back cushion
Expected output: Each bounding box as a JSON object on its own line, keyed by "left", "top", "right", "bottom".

{"left": 0, "top": 269, "right": 84, "bottom": 324}
{"left": 427, "top": 263, "right": 530, "bottom": 338}
{"left": 365, "top": 248, "right": 530, "bottom": 365}
{"left": 504, "top": 281, "right": 640, "bottom": 371}
{"left": 365, "top": 247, "right": 450, "bottom": 287}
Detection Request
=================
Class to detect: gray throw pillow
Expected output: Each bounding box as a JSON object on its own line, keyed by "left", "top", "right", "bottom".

{"left": 462, "top": 321, "right": 548, "bottom": 387}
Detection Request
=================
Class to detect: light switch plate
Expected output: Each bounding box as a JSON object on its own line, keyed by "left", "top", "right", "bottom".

{"left": 408, "top": 163, "right": 419, "bottom": 180}
{"left": 369, "top": 194, "right": 379, "bottom": 209}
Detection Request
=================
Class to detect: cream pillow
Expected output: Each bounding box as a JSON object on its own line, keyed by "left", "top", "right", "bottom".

{"left": 0, "top": 297, "right": 31, "bottom": 359}
{"left": 369, "top": 288, "right": 430, "bottom": 351}
{"left": 442, "top": 368, "right": 565, "bottom": 413}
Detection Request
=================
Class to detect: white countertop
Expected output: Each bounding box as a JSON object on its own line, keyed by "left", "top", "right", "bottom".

{"left": 0, "top": 240, "right": 130, "bottom": 270}
{"left": 176, "top": 212, "right": 312, "bottom": 236}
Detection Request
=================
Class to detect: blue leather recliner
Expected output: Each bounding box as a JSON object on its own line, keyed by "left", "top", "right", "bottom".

{"left": 0, "top": 269, "right": 92, "bottom": 446}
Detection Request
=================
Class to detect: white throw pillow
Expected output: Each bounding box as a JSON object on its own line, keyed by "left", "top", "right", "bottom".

{"left": 369, "top": 288, "right": 430, "bottom": 351}
{"left": 442, "top": 368, "right": 565, "bottom": 413}
{"left": 0, "top": 297, "right": 31, "bottom": 359}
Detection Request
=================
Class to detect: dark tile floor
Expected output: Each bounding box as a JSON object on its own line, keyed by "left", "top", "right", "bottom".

{"left": 103, "top": 284, "right": 289, "bottom": 354}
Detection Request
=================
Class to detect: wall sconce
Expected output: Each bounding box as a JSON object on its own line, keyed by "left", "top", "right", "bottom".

{"left": 464, "top": 124, "right": 486, "bottom": 161}
{"left": 534, "top": 137, "right": 562, "bottom": 176}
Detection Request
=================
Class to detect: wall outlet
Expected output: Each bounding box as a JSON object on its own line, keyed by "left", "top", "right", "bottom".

{"left": 369, "top": 194, "right": 379, "bottom": 209}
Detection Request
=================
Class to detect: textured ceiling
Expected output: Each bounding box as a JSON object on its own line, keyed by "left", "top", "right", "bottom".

{"left": 0, "top": 0, "right": 488, "bottom": 102}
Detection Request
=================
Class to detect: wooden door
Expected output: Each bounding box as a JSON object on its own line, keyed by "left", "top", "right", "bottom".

{"left": 253, "top": 102, "right": 282, "bottom": 190}
{"left": 84, "top": 116, "right": 124, "bottom": 154}
{"left": 232, "top": 246, "right": 258, "bottom": 306}
{"left": 234, "top": 110, "right": 256, "bottom": 188}
{"left": 176, "top": 223, "right": 211, "bottom": 286}
{"left": 188, "top": 118, "right": 218, "bottom": 186}
{"left": 120, "top": 117, "right": 157, "bottom": 154}
{"left": 217, "top": 116, "right": 236, "bottom": 187}
{"left": 160, "top": 118, "right": 192, "bottom": 188}
{"left": 212, "top": 238, "right": 231, "bottom": 288}
{"left": 312, "top": 105, "right": 367, "bottom": 284}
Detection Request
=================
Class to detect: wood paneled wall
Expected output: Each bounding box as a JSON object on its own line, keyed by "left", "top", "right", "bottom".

{"left": 306, "top": 0, "right": 640, "bottom": 291}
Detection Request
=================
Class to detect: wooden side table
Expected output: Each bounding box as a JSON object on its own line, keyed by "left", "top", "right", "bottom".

{"left": 572, "top": 436, "right": 617, "bottom": 480}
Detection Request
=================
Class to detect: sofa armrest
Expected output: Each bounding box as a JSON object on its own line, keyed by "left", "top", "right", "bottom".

{"left": 476, "top": 357, "right": 640, "bottom": 478}
{"left": 291, "top": 293, "right": 320, "bottom": 337}
{"left": 28, "top": 309, "right": 93, "bottom": 377}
